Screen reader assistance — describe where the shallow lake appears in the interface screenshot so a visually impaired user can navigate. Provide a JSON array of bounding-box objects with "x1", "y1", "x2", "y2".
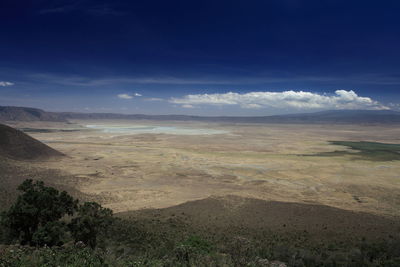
[{"x1": 85, "y1": 124, "x2": 229, "y2": 135}]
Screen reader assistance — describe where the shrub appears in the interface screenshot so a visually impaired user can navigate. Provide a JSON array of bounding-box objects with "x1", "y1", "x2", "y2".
[
  {"x1": 31, "y1": 221, "x2": 67, "y2": 247},
  {"x1": 0, "y1": 180, "x2": 113, "y2": 249},
  {"x1": 0, "y1": 179, "x2": 77, "y2": 246},
  {"x1": 69, "y1": 202, "x2": 113, "y2": 249}
]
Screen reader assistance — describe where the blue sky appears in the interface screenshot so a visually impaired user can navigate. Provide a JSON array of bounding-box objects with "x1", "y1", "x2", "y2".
[{"x1": 0, "y1": 0, "x2": 400, "y2": 115}]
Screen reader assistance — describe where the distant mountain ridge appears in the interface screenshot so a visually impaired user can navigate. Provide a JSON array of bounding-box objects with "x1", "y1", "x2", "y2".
[
  {"x1": 0, "y1": 106, "x2": 67, "y2": 122},
  {"x1": 1, "y1": 105, "x2": 400, "y2": 124}
]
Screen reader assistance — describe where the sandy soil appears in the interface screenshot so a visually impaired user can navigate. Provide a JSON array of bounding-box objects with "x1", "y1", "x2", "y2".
[{"x1": 11, "y1": 120, "x2": 400, "y2": 216}]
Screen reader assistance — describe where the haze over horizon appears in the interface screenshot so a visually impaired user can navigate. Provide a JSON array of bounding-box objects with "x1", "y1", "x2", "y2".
[{"x1": 1, "y1": 0, "x2": 400, "y2": 115}]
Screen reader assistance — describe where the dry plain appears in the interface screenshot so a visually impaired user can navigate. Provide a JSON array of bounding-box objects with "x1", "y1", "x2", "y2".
[{"x1": 9, "y1": 120, "x2": 400, "y2": 216}]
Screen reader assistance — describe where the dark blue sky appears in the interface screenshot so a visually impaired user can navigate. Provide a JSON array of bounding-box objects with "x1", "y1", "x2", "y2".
[{"x1": 0, "y1": 0, "x2": 399, "y2": 115}]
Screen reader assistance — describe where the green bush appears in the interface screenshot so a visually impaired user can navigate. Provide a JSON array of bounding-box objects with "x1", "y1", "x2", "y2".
[
  {"x1": 0, "y1": 179, "x2": 77, "y2": 246},
  {"x1": 0, "y1": 180, "x2": 113, "y2": 249},
  {"x1": 31, "y1": 221, "x2": 67, "y2": 247},
  {"x1": 69, "y1": 202, "x2": 113, "y2": 249},
  {"x1": 0, "y1": 246, "x2": 106, "y2": 267}
]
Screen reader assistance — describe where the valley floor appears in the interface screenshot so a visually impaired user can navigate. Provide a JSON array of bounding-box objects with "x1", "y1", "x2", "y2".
[{"x1": 5, "y1": 120, "x2": 400, "y2": 217}]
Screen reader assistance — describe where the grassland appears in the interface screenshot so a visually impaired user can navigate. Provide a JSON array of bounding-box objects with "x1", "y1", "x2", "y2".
[{"x1": 11, "y1": 120, "x2": 398, "y2": 217}]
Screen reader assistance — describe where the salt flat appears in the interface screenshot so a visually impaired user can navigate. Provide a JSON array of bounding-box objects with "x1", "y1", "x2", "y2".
[
  {"x1": 18, "y1": 120, "x2": 400, "y2": 216},
  {"x1": 84, "y1": 124, "x2": 229, "y2": 135}
]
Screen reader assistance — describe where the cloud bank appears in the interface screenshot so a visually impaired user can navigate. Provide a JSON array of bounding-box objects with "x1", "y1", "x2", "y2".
[
  {"x1": 0, "y1": 81, "x2": 14, "y2": 87},
  {"x1": 170, "y1": 90, "x2": 388, "y2": 110}
]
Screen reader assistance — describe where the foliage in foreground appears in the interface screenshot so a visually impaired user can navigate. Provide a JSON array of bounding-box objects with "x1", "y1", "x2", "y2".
[
  {"x1": 1, "y1": 234, "x2": 400, "y2": 267},
  {"x1": 1, "y1": 180, "x2": 400, "y2": 266},
  {"x1": 0, "y1": 179, "x2": 113, "y2": 248}
]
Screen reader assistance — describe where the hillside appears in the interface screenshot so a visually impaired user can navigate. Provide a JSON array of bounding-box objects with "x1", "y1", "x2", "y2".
[
  {"x1": 120, "y1": 195, "x2": 400, "y2": 242},
  {"x1": 0, "y1": 123, "x2": 64, "y2": 160},
  {"x1": 0, "y1": 106, "x2": 66, "y2": 122},
  {"x1": 114, "y1": 195, "x2": 400, "y2": 265}
]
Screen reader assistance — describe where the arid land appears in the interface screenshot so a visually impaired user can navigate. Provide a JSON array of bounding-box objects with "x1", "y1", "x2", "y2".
[{"x1": 5, "y1": 120, "x2": 400, "y2": 217}]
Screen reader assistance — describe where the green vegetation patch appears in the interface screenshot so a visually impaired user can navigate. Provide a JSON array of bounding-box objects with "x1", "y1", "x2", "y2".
[{"x1": 311, "y1": 141, "x2": 400, "y2": 161}]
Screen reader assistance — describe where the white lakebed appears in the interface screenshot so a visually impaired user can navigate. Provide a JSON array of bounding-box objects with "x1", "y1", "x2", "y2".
[{"x1": 84, "y1": 124, "x2": 229, "y2": 135}]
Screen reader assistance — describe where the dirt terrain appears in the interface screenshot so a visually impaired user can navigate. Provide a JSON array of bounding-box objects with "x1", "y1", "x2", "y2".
[{"x1": 4, "y1": 120, "x2": 399, "y2": 218}]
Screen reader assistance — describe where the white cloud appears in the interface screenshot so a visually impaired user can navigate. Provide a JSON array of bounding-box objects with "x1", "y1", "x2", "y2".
[
  {"x1": 0, "y1": 81, "x2": 14, "y2": 86},
  {"x1": 117, "y1": 93, "x2": 141, "y2": 99},
  {"x1": 182, "y1": 104, "x2": 195, "y2": 108},
  {"x1": 117, "y1": 93, "x2": 133, "y2": 99},
  {"x1": 170, "y1": 90, "x2": 389, "y2": 110},
  {"x1": 145, "y1": 97, "x2": 164, "y2": 101},
  {"x1": 388, "y1": 103, "x2": 400, "y2": 110}
]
